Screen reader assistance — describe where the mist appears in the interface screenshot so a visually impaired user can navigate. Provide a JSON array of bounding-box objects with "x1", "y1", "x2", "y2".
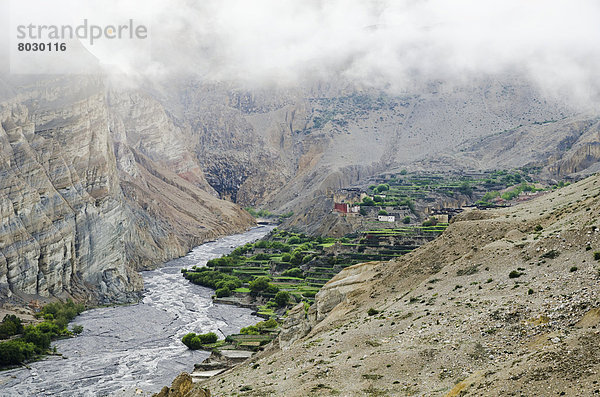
[{"x1": 5, "y1": 0, "x2": 600, "y2": 105}]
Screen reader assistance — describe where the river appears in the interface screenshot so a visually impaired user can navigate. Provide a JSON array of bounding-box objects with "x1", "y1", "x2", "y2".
[{"x1": 0, "y1": 226, "x2": 274, "y2": 397}]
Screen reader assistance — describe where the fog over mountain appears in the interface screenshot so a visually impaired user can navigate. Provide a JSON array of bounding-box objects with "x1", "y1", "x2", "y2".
[{"x1": 74, "y1": 0, "x2": 600, "y2": 108}]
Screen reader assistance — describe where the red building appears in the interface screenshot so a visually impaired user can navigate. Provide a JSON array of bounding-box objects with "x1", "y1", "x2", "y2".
[{"x1": 334, "y1": 203, "x2": 350, "y2": 213}]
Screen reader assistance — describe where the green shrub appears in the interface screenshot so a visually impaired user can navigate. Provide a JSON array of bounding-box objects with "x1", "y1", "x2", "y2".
[
  {"x1": 240, "y1": 325, "x2": 259, "y2": 335},
  {"x1": 249, "y1": 276, "x2": 271, "y2": 293},
  {"x1": 39, "y1": 299, "x2": 84, "y2": 330},
  {"x1": 281, "y1": 253, "x2": 292, "y2": 262},
  {"x1": 290, "y1": 254, "x2": 304, "y2": 266},
  {"x1": 367, "y1": 308, "x2": 379, "y2": 316},
  {"x1": 376, "y1": 184, "x2": 390, "y2": 193},
  {"x1": 215, "y1": 287, "x2": 231, "y2": 298},
  {"x1": 0, "y1": 315, "x2": 24, "y2": 339},
  {"x1": 457, "y1": 181, "x2": 472, "y2": 196},
  {"x1": 274, "y1": 291, "x2": 291, "y2": 307},
  {"x1": 287, "y1": 236, "x2": 301, "y2": 244},
  {"x1": 402, "y1": 216, "x2": 411, "y2": 224},
  {"x1": 181, "y1": 332, "x2": 196, "y2": 348},
  {"x1": 183, "y1": 268, "x2": 242, "y2": 290},
  {"x1": 254, "y1": 240, "x2": 269, "y2": 249},
  {"x1": 181, "y1": 332, "x2": 218, "y2": 349},
  {"x1": 362, "y1": 197, "x2": 375, "y2": 206},
  {"x1": 508, "y1": 270, "x2": 523, "y2": 278},
  {"x1": 534, "y1": 224, "x2": 543, "y2": 232},
  {"x1": 23, "y1": 328, "x2": 51, "y2": 353},
  {"x1": 281, "y1": 268, "x2": 303, "y2": 278},
  {"x1": 71, "y1": 325, "x2": 84, "y2": 335},
  {"x1": 197, "y1": 332, "x2": 218, "y2": 344},
  {"x1": 0, "y1": 340, "x2": 36, "y2": 366},
  {"x1": 569, "y1": 266, "x2": 578, "y2": 272},
  {"x1": 270, "y1": 241, "x2": 287, "y2": 251},
  {"x1": 378, "y1": 209, "x2": 388, "y2": 216},
  {"x1": 594, "y1": 251, "x2": 600, "y2": 261},
  {"x1": 257, "y1": 318, "x2": 278, "y2": 329}
]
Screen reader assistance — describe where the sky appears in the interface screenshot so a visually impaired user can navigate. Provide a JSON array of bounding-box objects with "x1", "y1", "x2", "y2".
[{"x1": 4, "y1": 0, "x2": 600, "y2": 105}]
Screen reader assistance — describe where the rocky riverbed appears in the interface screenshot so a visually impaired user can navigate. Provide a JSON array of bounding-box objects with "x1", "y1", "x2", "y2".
[{"x1": 0, "y1": 226, "x2": 273, "y2": 397}]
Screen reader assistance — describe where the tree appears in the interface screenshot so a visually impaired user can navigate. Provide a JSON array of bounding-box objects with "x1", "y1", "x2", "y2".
[
  {"x1": 362, "y1": 197, "x2": 375, "y2": 206},
  {"x1": 0, "y1": 340, "x2": 36, "y2": 365},
  {"x1": 215, "y1": 287, "x2": 231, "y2": 298},
  {"x1": 182, "y1": 333, "x2": 196, "y2": 348},
  {"x1": 378, "y1": 209, "x2": 388, "y2": 215},
  {"x1": 402, "y1": 216, "x2": 411, "y2": 224},
  {"x1": 376, "y1": 184, "x2": 389, "y2": 193},
  {"x1": 290, "y1": 254, "x2": 304, "y2": 266},
  {"x1": 23, "y1": 328, "x2": 51, "y2": 353},
  {"x1": 0, "y1": 315, "x2": 23, "y2": 338},
  {"x1": 240, "y1": 325, "x2": 259, "y2": 335},
  {"x1": 182, "y1": 332, "x2": 217, "y2": 349},
  {"x1": 197, "y1": 332, "x2": 218, "y2": 344},
  {"x1": 249, "y1": 276, "x2": 271, "y2": 293},
  {"x1": 274, "y1": 291, "x2": 291, "y2": 307},
  {"x1": 457, "y1": 181, "x2": 472, "y2": 196}
]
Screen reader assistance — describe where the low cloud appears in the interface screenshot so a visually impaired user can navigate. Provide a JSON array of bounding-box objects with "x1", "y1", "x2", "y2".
[{"x1": 5, "y1": 0, "x2": 600, "y2": 105}]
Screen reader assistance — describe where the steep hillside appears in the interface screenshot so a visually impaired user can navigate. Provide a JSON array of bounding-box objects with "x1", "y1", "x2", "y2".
[
  {"x1": 413, "y1": 115, "x2": 600, "y2": 179},
  {"x1": 0, "y1": 76, "x2": 253, "y2": 304},
  {"x1": 155, "y1": 77, "x2": 574, "y2": 214},
  {"x1": 192, "y1": 172, "x2": 600, "y2": 396},
  {"x1": 147, "y1": 76, "x2": 600, "y2": 237}
]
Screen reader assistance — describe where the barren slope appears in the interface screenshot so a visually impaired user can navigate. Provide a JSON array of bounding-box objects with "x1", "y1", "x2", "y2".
[
  {"x1": 155, "y1": 76, "x2": 574, "y2": 215},
  {"x1": 194, "y1": 172, "x2": 600, "y2": 396}
]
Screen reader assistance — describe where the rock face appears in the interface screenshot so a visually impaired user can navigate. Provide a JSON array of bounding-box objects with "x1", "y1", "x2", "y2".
[
  {"x1": 416, "y1": 116, "x2": 600, "y2": 179},
  {"x1": 199, "y1": 172, "x2": 600, "y2": 396},
  {"x1": 153, "y1": 373, "x2": 209, "y2": 397},
  {"x1": 279, "y1": 261, "x2": 379, "y2": 349},
  {"x1": 0, "y1": 76, "x2": 253, "y2": 303},
  {"x1": 151, "y1": 76, "x2": 600, "y2": 235}
]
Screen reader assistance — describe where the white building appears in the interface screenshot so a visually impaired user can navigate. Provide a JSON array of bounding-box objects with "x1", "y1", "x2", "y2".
[{"x1": 378, "y1": 215, "x2": 395, "y2": 222}]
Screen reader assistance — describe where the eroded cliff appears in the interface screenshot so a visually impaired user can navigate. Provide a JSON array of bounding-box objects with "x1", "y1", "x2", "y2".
[{"x1": 0, "y1": 76, "x2": 253, "y2": 304}]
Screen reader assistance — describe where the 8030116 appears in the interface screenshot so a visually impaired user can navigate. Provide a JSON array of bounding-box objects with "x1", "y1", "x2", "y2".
[{"x1": 17, "y1": 42, "x2": 67, "y2": 51}]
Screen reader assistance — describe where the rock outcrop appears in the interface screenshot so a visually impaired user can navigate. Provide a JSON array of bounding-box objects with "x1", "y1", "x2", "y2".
[
  {"x1": 153, "y1": 373, "x2": 209, "y2": 397},
  {"x1": 279, "y1": 261, "x2": 379, "y2": 348},
  {"x1": 0, "y1": 76, "x2": 253, "y2": 304}
]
